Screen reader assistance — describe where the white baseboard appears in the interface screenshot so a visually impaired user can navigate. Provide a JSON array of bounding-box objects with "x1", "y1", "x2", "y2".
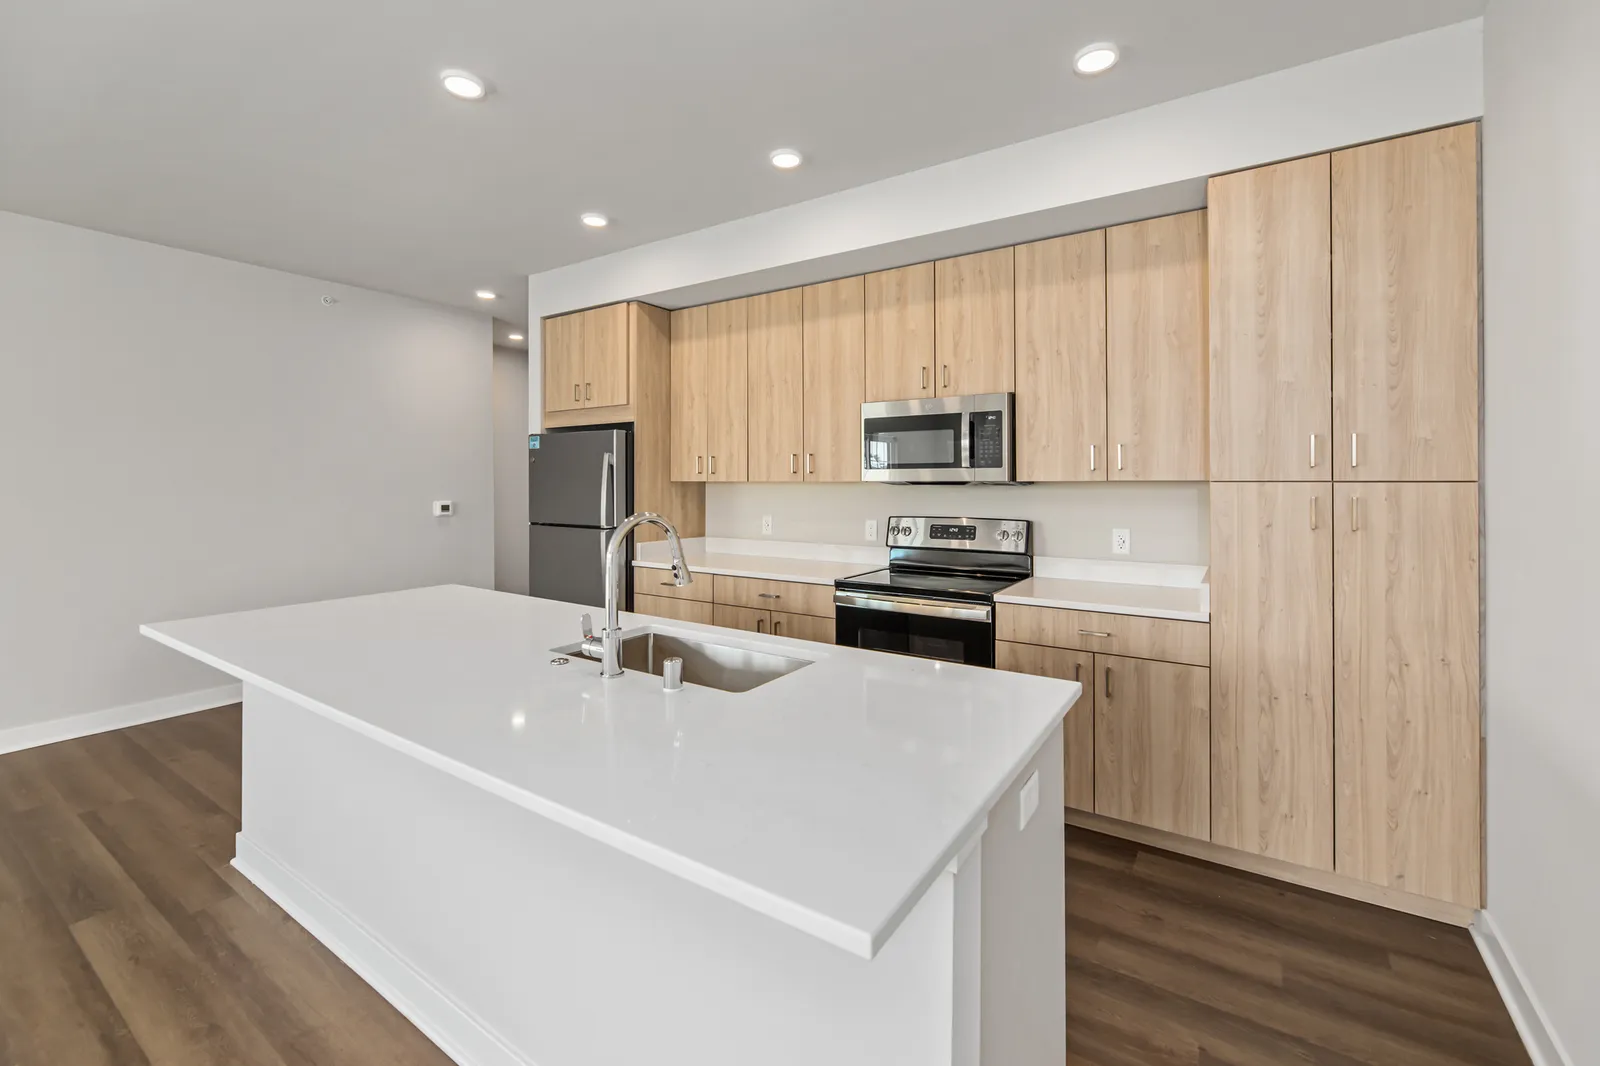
[
  {"x1": 0, "y1": 683, "x2": 243, "y2": 756},
  {"x1": 1472, "y1": 910, "x2": 1573, "y2": 1066},
  {"x1": 232, "y1": 835, "x2": 531, "y2": 1066}
]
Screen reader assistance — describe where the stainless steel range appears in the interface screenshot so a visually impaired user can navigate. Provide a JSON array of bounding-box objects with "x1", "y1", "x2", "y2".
[{"x1": 833, "y1": 516, "x2": 1032, "y2": 668}]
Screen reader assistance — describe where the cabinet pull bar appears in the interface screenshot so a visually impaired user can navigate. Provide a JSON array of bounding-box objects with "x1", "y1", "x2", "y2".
[
  {"x1": 1104, "y1": 667, "x2": 1113, "y2": 700},
  {"x1": 942, "y1": 364, "x2": 950, "y2": 388},
  {"x1": 1310, "y1": 496, "x2": 1318, "y2": 530},
  {"x1": 574, "y1": 383, "x2": 581, "y2": 402},
  {"x1": 585, "y1": 382, "x2": 592, "y2": 400},
  {"x1": 920, "y1": 366, "x2": 928, "y2": 390},
  {"x1": 773, "y1": 620, "x2": 783, "y2": 635},
  {"x1": 790, "y1": 453, "x2": 797, "y2": 474},
  {"x1": 1090, "y1": 444, "x2": 1096, "y2": 472},
  {"x1": 709, "y1": 455, "x2": 716, "y2": 475},
  {"x1": 1116, "y1": 444, "x2": 1124, "y2": 471},
  {"x1": 757, "y1": 593, "x2": 780, "y2": 600},
  {"x1": 806, "y1": 453, "x2": 814, "y2": 475},
  {"x1": 696, "y1": 455, "x2": 703, "y2": 475},
  {"x1": 756, "y1": 618, "x2": 766, "y2": 634},
  {"x1": 1073, "y1": 663, "x2": 1082, "y2": 683},
  {"x1": 1078, "y1": 629, "x2": 1113, "y2": 639},
  {"x1": 1351, "y1": 432, "x2": 1358, "y2": 468},
  {"x1": 1350, "y1": 496, "x2": 1359, "y2": 532},
  {"x1": 659, "y1": 581, "x2": 678, "y2": 587},
  {"x1": 1310, "y1": 434, "x2": 1317, "y2": 469}
]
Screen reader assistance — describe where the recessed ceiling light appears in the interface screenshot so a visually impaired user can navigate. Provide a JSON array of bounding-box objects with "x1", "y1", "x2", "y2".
[
  {"x1": 770, "y1": 148, "x2": 803, "y2": 170},
  {"x1": 476, "y1": 290, "x2": 497, "y2": 300},
  {"x1": 440, "y1": 69, "x2": 487, "y2": 100},
  {"x1": 581, "y1": 212, "x2": 609, "y2": 228},
  {"x1": 1073, "y1": 43, "x2": 1120, "y2": 76},
  {"x1": 508, "y1": 332, "x2": 525, "y2": 341}
]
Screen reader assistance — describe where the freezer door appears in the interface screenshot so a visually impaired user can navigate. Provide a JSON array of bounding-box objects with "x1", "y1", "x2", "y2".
[
  {"x1": 527, "y1": 428, "x2": 630, "y2": 528},
  {"x1": 528, "y1": 524, "x2": 631, "y2": 608}
]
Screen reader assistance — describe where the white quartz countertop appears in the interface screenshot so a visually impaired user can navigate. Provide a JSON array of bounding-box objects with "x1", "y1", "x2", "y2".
[
  {"x1": 141, "y1": 585, "x2": 1077, "y2": 960},
  {"x1": 638, "y1": 538, "x2": 1209, "y2": 621}
]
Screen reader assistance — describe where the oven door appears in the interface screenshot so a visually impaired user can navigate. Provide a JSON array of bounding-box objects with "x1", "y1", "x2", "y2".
[
  {"x1": 860, "y1": 394, "x2": 1013, "y2": 483},
  {"x1": 833, "y1": 590, "x2": 995, "y2": 667}
]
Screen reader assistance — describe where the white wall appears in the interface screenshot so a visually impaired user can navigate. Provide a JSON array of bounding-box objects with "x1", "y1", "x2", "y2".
[
  {"x1": 1482, "y1": 2, "x2": 1598, "y2": 1063},
  {"x1": 527, "y1": 19, "x2": 1484, "y2": 433},
  {"x1": 491, "y1": 346, "x2": 530, "y2": 594},
  {"x1": 0, "y1": 211, "x2": 493, "y2": 739},
  {"x1": 708, "y1": 483, "x2": 1207, "y2": 564}
]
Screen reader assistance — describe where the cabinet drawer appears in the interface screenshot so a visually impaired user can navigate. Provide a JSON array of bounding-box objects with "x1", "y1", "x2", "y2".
[
  {"x1": 633, "y1": 565, "x2": 711, "y2": 602},
  {"x1": 712, "y1": 575, "x2": 834, "y2": 618},
  {"x1": 713, "y1": 603, "x2": 771, "y2": 634},
  {"x1": 633, "y1": 594, "x2": 713, "y2": 625},
  {"x1": 770, "y1": 611, "x2": 834, "y2": 644},
  {"x1": 995, "y1": 641, "x2": 1094, "y2": 813},
  {"x1": 996, "y1": 603, "x2": 1209, "y2": 667}
]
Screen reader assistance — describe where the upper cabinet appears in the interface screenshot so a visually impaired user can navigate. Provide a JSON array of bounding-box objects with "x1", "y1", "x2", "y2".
[
  {"x1": 1333, "y1": 124, "x2": 1480, "y2": 481},
  {"x1": 934, "y1": 247, "x2": 1015, "y2": 396},
  {"x1": 1209, "y1": 155, "x2": 1332, "y2": 481},
  {"x1": 670, "y1": 305, "x2": 709, "y2": 482},
  {"x1": 863, "y1": 264, "x2": 935, "y2": 401},
  {"x1": 1107, "y1": 211, "x2": 1209, "y2": 481},
  {"x1": 802, "y1": 277, "x2": 865, "y2": 482},
  {"x1": 1015, "y1": 231, "x2": 1107, "y2": 482},
  {"x1": 746, "y1": 289, "x2": 805, "y2": 482},
  {"x1": 705, "y1": 298, "x2": 749, "y2": 482},
  {"x1": 542, "y1": 304, "x2": 631, "y2": 419}
]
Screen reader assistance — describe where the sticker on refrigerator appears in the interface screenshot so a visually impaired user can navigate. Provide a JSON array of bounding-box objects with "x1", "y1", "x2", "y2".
[{"x1": 529, "y1": 435, "x2": 540, "y2": 450}]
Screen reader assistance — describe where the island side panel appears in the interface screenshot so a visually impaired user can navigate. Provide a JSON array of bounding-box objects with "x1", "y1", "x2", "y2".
[{"x1": 234, "y1": 685, "x2": 967, "y2": 1066}]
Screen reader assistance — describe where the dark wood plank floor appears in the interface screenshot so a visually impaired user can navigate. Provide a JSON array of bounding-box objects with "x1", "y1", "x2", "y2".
[{"x1": 0, "y1": 708, "x2": 1529, "y2": 1066}]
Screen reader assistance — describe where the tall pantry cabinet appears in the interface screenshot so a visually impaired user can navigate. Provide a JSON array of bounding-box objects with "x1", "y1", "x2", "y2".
[{"x1": 1207, "y1": 123, "x2": 1482, "y2": 907}]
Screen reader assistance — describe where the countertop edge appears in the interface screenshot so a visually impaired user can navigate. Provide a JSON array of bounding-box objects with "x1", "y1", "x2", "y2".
[
  {"x1": 138, "y1": 622, "x2": 881, "y2": 960},
  {"x1": 632, "y1": 557, "x2": 842, "y2": 586}
]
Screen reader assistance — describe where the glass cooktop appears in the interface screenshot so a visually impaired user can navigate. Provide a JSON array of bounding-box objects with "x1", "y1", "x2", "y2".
[{"x1": 836, "y1": 567, "x2": 1023, "y2": 599}]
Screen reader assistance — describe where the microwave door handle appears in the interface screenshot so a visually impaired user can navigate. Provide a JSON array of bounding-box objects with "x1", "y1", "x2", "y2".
[{"x1": 963, "y1": 416, "x2": 974, "y2": 470}]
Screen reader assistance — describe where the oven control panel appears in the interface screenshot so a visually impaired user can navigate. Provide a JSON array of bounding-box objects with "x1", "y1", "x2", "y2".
[{"x1": 886, "y1": 516, "x2": 1031, "y2": 553}]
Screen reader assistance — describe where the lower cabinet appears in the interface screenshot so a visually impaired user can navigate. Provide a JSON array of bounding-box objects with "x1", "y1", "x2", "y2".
[
  {"x1": 995, "y1": 641, "x2": 1095, "y2": 811},
  {"x1": 631, "y1": 568, "x2": 835, "y2": 645},
  {"x1": 632, "y1": 594, "x2": 712, "y2": 625},
  {"x1": 1094, "y1": 654, "x2": 1211, "y2": 841},
  {"x1": 771, "y1": 611, "x2": 834, "y2": 643},
  {"x1": 713, "y1": 603, "x2": 771, "y2": 634}
]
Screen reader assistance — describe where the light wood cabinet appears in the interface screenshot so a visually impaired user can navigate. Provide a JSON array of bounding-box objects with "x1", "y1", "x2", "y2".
[
  {"x1": 1209, "y1": 155, "x2": 1332, "y2": 481},
  {"x1": 670, "y1": 306, "x2": 709, "y2": 482},
  {"x1": 934, "y1": 247, "x2": 1015, "y2": 396},
  {"x1": 1209, "y1": 482, "x2": 1334, "y2": 870},
  {"x1": 711, "y1": 575, "x2": 833, "y2": 618},
  {"x1": 746, "y1": 289, "x2": 805, "y2": 482},
  {"x1": 996, "y1": 603, "x2": 1210, "y2": 668},
  {"x1": 1095, "y1": 654, "x2": 1210, "y2": 841},
  {"x1": 1107, "y1": 211, "x2": 1209, "y2": 481},
  {"x1": 633, "y1": 594, "x2": 714, "y2": 625},
  {"x1": 705, "y1": 298, "x2": 749, "y2": 482},
  {"x1": 1333, "y1": 124, "x2": 1480, "y2": 482},
  {"x1": 543, "y1": 304, "x2": 630, "y2": 415},
  {"x1": 1334, "y1": 482, "x2": 1480, "y2": 906},
  {"x1": 864, "y1": 263, "x2": 935, "y2": 401},
  {"x1": 802, "y1": 277, "x2": 865, "y2": 482},
  {"x1": 632, "y1": 565, "x2": 711, "y2": 602},
  {"x1": 713, "y1": 603, "x2": 770, "y2": 634},
  {"x1": 1015, "y1": 231, "x2": 1107, "y2": 482},
  {"x1": 996, "y1": 641, "x2": 1095, "y2": 812},
  {"x1": 770, "y1": 611, "x2": 833, "y2": 643}
]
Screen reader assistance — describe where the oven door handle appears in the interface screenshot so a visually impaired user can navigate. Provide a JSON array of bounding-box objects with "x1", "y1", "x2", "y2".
[{"x1": 833, "y1": 590, "x2": 993, "y2": 622}]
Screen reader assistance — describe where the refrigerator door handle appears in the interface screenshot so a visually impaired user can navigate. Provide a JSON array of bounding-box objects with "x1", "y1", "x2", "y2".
[{"x1": 599, "y1": 451, "x2": 615, "y2": 529}]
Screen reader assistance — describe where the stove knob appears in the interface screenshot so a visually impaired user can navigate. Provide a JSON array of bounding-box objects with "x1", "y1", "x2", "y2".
[{"x1": 998, "y1": 529, "x2": 1010, "y2": 541}]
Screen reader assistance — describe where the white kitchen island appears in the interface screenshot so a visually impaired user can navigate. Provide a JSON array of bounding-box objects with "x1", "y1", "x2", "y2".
[{"x1": 142, "y1": 584, "x2": 1077, "y2": 1066}]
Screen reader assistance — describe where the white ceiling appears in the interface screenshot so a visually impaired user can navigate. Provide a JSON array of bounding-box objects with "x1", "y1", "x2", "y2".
[{"x1": 0, "y1": 1, "x2": 1485, "y2": 328}]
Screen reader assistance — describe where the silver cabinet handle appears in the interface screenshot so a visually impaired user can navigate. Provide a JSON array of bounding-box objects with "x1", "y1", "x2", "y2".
[
  {"x1": 1350, "y1": 495, "x2": 1360, "y2": 532},
  {"x1": 1090, "y1": 444, "x2": 1096, "y2": 472},
  {"x1": 574, "y1": 383, "x2": 581, "y2": 402},
  {"x1": 806, "y1": 453, "x2": 814, "y2": 475},
  {"x1": 1310, "y1": 495, "x2": 1318, "y2": 530},
  {"x1": 1103, "y1": 666, "x2": 1113, "y2": 700},
  {"x1": 942, "y1": 364, "x2": 950, "y2": 388},
  {"x1": 1351, "y1": 432, "x2": 1358, "y2": 468},
  {"x1": 598, "y1": 451, "x2": 615, "y2": 528},
  {"x1": 696, "y1": 455, "x2": 703, "y2": 475},
  {"x1": 1116, "y1": 444, "x2": 1124, "y2": 471},
  {"x1": 790, "y1": 453, "x2": 797, "y2": 474},
  {"x1": 1078, "y1": 629, "x2": 1113, "y2": 639},
  {"x1": 920, "y1": 366, "x2": 928, "y2": 390},
  {"x1": 709, "y1": 455, "x2": 716, "y2": 475},
  {"x1": 756, "y1": 592, "x2": 780, "y2": 600},
  {"x1": 1310, "y1": 433, "x2": 1317, "y2": 469},
  {"x1": 658, "y1": 580, "x2": 678, "y2": 587},
  {"x1": 585, "y1": 382, "x2": 592, "y2": 400}
]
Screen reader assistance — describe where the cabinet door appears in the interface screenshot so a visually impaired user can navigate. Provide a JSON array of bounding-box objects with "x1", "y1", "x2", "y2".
[
  {"x1": 1107, "y1": 211, "x2": 1209, "y2": 481},
  {"x1": 713, "y1": 603, "x2": 769, "y2": 635},
  {"x1": 802, "y1": 276, "x2": 865, "y2": 482},
  {"x1": 995, "y1": 641, "x2": 1095, "y2": 813},
  {"x1": 864, "y1": 263, "x2": 935, "y2": 401},
  {"x1": 1209, "y1": 156, "x2": 1332, "y2": 480},
  {"x1": 705, "y1": 298, "x2": 749, "y2": 482},
  {"x1": 543, "y1": 312, "x2": 584, "y2": 413},
  {"x1": 1209, "y1": 482, "x2": 1334, "y2": 869},
  {"x1": 1015, "y1": 231, "x2": 1107, "y2": 482},
  {"x1": 1335, "y1": 482, "x2": 1480, "y2": 905},
  {"x1": 770, "y1": 611, "x2": 834, "y2": 644},
  {"x1": 1095, "y1": 654, "x2": 1210, "y2": 840},
  {"x1": 670, "y1": 306, "x2": 708, "y2": 482},
  {"x1": 934, "y1": 247, "x2": 1015, "y2": 396},
  {"x1": 1333, "y1": 124, "x2": 1479, "y2": 481},
  {"x1": 580, "y1": 303, "x2": 631, "y2": 409},
  {"x1": 633, "y1": 594, "x2": 714, "y2": 625},
  {"x1": 746, "y1": 289, "x2": 804, "y2": 482}
]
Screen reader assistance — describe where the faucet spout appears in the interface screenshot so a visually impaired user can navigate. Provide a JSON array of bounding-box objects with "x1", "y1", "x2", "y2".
[{"x1": 589, "y1": 512, "x2": 692, "y2": 679}]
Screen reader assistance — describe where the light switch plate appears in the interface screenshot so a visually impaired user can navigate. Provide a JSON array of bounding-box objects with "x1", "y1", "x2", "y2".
[
  {"x1": 1112, "y1": 528, "x2": 1131, "y2": 555},
  {"x1": 865, "y1": 519, "x2": 877, "y2": 542},
  {"x1": 761, "y1": 514, "x2": 773, "y2": 535},
  {"x1": 1019, "y1": 770, "x2": 1040, "y2": 830}
]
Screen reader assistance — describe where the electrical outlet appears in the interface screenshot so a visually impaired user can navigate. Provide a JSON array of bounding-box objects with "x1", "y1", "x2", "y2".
[
  {"x1": 761, "y1": 514, "x2": 773, "y2": 535},
  {"x1": 865, "y1": 519, "x2": 877, "y2": 542},
  {"x1": 433, "y1": 501, "x2": 454, "y2": 517},
  {"x1": 1019, "y1": 770, "x2": 1040, "y2": 830},
  {"x1": 1112, "y1": 528, "x2": 1131, "y2": 555}
]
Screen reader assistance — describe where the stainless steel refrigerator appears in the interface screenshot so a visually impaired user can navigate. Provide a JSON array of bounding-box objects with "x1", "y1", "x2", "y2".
[{"x1": 527, "y1": 427, "x2": 631, "y2": 608}]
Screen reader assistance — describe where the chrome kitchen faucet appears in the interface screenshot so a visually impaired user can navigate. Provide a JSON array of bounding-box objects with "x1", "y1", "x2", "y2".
[{"x1": 581, "y1": 512, "x2": 692, "y2": 678}]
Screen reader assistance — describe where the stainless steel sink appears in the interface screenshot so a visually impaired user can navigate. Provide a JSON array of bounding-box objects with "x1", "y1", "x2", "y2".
[{"x1": 553, "y1": 630, "x2": 814, "y2": 693}]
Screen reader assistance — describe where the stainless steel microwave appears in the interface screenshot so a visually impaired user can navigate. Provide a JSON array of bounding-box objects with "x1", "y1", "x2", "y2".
[{"x1": 861, "y1": 393, "x2": 1015, "y2": 483}]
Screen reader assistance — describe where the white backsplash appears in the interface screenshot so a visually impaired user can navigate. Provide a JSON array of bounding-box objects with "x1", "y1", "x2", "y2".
[{"x1": 706, "y1": 481, "x2": 1209, "y2": 564}]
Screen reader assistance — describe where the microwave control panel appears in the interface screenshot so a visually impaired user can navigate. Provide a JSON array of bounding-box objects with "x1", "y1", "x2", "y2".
[{"x1": 972, "y1": 410, "x2": 1005, "y2": 468}]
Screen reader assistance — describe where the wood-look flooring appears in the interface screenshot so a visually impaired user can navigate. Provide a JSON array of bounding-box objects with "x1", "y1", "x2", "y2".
[{"x1": 0, "y1": 708, "x2": 1529, "y2": 1066}]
